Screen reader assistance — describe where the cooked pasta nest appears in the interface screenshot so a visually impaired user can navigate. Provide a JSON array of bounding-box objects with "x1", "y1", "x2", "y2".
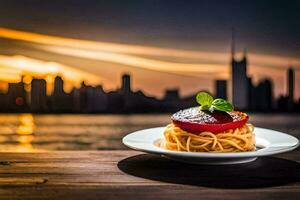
[{"x1": 163, "y1": 123, "x2": 255, "y2": 152}]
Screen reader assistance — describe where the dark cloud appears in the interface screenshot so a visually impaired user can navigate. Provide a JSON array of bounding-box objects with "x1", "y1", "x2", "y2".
[{"x1": 0, "y1": 0, "x2": 299, "y2": 56}]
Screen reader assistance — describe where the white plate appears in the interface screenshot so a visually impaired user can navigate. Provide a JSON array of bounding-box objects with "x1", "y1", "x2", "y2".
[{"x1": 122, "y1": 127, "x2": 299, "y2": 165}]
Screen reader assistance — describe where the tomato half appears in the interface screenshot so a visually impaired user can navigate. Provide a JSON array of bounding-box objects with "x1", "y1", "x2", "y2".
[{"x1": 171, "y1": 107, "x2": 249, "y2": 134}]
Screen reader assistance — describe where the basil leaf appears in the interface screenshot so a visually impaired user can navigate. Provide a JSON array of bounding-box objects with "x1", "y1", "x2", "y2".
[
  {"x1": 200, "y1": 104, "x2": 210, "y2": 111},
  {"x1": 211, "y1": 98, "x2": 234, "y2": 112},
  {"x1": 196, "y1": 92, "x2": 213, "y2": 109}
]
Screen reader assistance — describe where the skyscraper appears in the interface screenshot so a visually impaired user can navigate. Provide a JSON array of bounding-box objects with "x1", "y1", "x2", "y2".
[
  {"x1": 53, "y1": 76, "x2": 64, "y2": 96},
  {"x1": 164, "y1": 89, "x2": 180, "y2": 101},
  {"x1": 31, "y1": 79, "x2": 47, "y2": 112},
  {"x1": 231, "y1": 32, "x2": 248, "y2": 110},
  {"x1": 7, "y1": 78, "x2": 27, "y2": 111},
  {"x1": 51, "y1": 76, "x2": 73, "y2": 112},
  {"x1": 287, "y1": 67, "x2": 295, "y2": 110},
  {"x1": 86, "y1": 85, "x2": 108, "y2": 112},
  {"x1": 288, "y1": 68, "x2": 295, "y2": 100},
  {"x1": 254, "y1": 79, "x2": 273, "y2": 111},
  {"x1": 215, "y1": 80, "x2": 227, "y2": 100},
  {"x1": 121, "y1": 74, "x2": 131, "y2": 94}
]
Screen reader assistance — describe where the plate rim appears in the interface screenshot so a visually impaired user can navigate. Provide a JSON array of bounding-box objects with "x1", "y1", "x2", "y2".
[{"x1": 122, "y1": 126, "x2": 299, "y2": 158}]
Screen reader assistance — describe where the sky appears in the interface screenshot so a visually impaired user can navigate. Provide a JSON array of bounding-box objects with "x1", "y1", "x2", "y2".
[{"x1": 0, "y1": 0, "x2": 299, "y2": 99}]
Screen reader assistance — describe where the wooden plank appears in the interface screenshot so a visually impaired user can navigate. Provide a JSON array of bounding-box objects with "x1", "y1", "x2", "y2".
[
  {"x1": 0, "y1": 148, "x2": 298, "y2": 161},
  {"x1": 0, "y1": 150, "x2": 299, "y2": 200},
  {"x1": 0, "y1": 185, "x2": 300, "y2": 200}
]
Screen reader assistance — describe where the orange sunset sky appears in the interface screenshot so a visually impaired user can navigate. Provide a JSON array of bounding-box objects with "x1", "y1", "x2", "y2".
[
  {"x1": 0, "y1": 0, "x2": 300, "y2": 101},
  {"x1": 0, "y1": 27, "x2": 299, "y2": 100}
]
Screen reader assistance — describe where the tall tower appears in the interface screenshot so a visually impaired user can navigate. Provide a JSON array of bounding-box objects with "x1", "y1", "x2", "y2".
[
  {"x1": 31, "y1": 79, "x2": 47, "y2": 112},
  {"x1": 121, "y1": 74, "x2": 131, "y2": 94},
  {"x1": 53, "y1": 76, "x2": 64, "y2": 96},
  {"x1": 231, "y1": 31, "x2": 248, "y2": 110},
  {"x1": 231, "y1": 28, "x2": 235, "y2": 62},
  {"x1": 287, "y1": 68, "x2": 295, "y2": 110},
  {"x1": 288, "y1": 68, "x2": 294, "y2": 100},
  {"x1": 215, "y1": 80, "x2": 227, "y2": 100}
]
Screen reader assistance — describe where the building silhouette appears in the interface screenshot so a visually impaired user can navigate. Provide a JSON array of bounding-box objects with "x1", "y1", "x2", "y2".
[
  {"x1": 288, "y1": 68, "x2": 295, "y2": 111},
  {"x1": 76, "y1": 81, "x2": 89, "y2": 112},
  {"x1": 277, "y1": 67, "x2": 296, "y2": 112},
  {"x1": 51, "y1": 76, "x2": 73, "y2": 112},
  {"x1": 7, "y1": 77, "x2": 27, "y2": 112},
  {"x1": 164, "y1": 89, "x2": 180, "y2": 102},
  {"x1": 231, "y1": 32, "x2": 248, "y2": 110},
  {"x1": 215, "y1": 80, "x2": 227, "y2": 100},
  {"x1": 0, "y1": 92, "x2": 7, "y2": 112},
  {"x1": 121, "y1": 74, "x2": 131, "y2": 94},
  {"x1": 31, "y1": 78, "x2": 47, "y2": 112},
  {"x1": 0, "y1": 68, "x2": 298, "y2": 113},
  {"x1": 53, "y1": 76, "x2": 63, "y2": 94},
  {"x1": 229, "y1": 32, "x2": 286, "y2": 112},
  {"x1": 121, "y1": 74, "x2": 134, "y2": 112},
  {"x1": 252, "y1": 79, "x2": 273, "y2": 111},
  {"x1": 86, "y1": 85, "x2": 108, "y2": 112},
  {"x1": 0, "y1": 44, "x2": 298, "y2": 113},
  {"x1": 288, "y1": 68, "x2": 294, "y2": 99}
]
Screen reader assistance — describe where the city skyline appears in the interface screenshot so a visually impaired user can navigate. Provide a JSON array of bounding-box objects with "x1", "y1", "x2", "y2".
[
  {"x1": 0, "y1": 60, "x2": 298, "y2": 113},
  {"x1": 0, "y1": 29, "x2": 299, "y2": 113},
  {"x1": 0, "y1": 27, "x2": 299, "y2": 100},
  {"x1": 0, "y1": 1, "x2": 299, "y2": 101}
]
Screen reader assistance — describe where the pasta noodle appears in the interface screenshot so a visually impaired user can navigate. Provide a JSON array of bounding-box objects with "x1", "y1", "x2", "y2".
[{"x1": 163, "y1": 123, "x2": 255, "y2": 152}]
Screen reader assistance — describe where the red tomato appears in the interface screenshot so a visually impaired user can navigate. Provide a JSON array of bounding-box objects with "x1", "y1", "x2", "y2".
[{"x1": 171, "y1": 107, "x2": 249, "y2": 134}]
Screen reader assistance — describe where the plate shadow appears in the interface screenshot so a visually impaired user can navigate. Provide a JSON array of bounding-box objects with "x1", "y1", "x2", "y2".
[{"x1": 118, "y1": 154, "x2": 300, "y2": 189}]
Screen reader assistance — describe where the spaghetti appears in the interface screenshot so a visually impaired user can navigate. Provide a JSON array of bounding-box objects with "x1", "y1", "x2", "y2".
[{"x1": 163, "y1": 123, "x2": 255, "y2": 152}]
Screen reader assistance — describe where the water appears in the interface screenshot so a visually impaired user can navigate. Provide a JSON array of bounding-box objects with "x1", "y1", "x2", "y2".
[{"x1": 0, "y1": 114, "x2": 299, "y2": 152}]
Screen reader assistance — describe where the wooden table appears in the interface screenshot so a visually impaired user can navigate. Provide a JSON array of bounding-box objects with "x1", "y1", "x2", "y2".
[{"x1": 0, "y1": 150, "x2": 299, "y2": 200}]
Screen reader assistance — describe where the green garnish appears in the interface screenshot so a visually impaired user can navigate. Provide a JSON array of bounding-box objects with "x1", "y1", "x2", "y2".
[{"x1": 196, "y1": 92, "x2": 234, "y2": 112}]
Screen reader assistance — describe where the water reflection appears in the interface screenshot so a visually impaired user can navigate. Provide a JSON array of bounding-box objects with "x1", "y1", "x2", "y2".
[
  {"x1": 15, "y1": 114, "x2": 36, "y2": 152},
  {"x1": 17, "y1": 114, "x2": 34, "y2": 135},
  {"x1": 0, "y1": 114, "x2": 298, "y2": 151}
]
